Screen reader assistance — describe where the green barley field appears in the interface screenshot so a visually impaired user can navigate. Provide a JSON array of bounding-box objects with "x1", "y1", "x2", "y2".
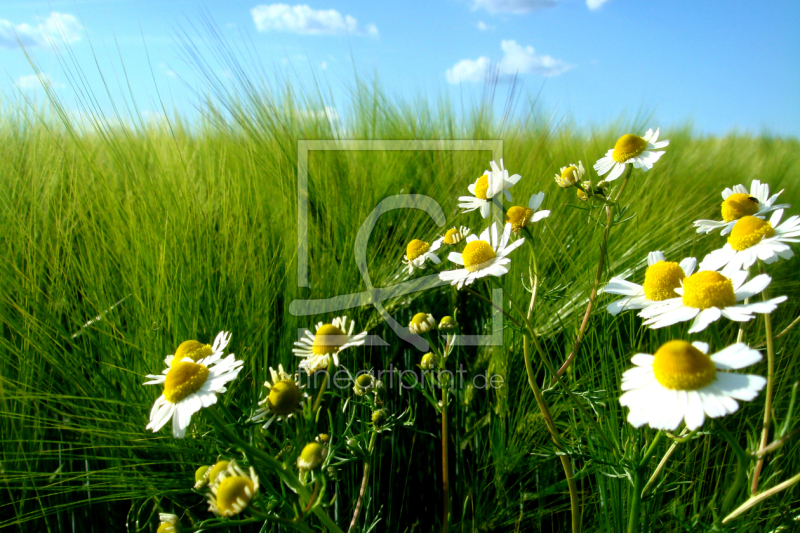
[{"x1": 1, "y1": 62, "x2": 800, "y2": 532}]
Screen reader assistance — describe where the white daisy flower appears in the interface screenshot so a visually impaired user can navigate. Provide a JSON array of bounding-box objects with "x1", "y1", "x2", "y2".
[
  {"x1": 458, "y1": 159, "x2": 522, "y2": 218},
  {"x1": 505, "y1": 192, "x2": 551, "y2": 233},
  {"x1": 144, "y1": 331, "x2": 243, "y2": 439},
  {"x1": 432, "y1": 226, "x2": 471, "y2": 248},
  {"x1": 208, "y1": 460, "x2": 260, "y2": 517},
  {"x1": 438, "y1": 222, "x2": 524, "y2": 289},
  {"x1": 293, "y1": 316, "x2": 367, "y2": 374},
  {"x1": 157, "y1": 513, "x2": 180, "y2": 533},
  {"x1": 554, "y1": 161, "x2": 585, "y2": 188},
  {"x1": 606, "y1": 251, "x2": 697, "y2": 315},
  {"x1": 699, "y1": 209, "x2": 800, "y2": 275},
  {"x1": 409, "y1": 312, "x2": 436, "y2": 334},
  {"x1": 594, "y1": 128, "x2": 669, "y2": 182},
  {"x1": 638, "y1": 269, "x2": 787, "y2": 334},
  {"x1": 402, "y1": 238, "x2": 442, "y2": 274},
  {"x1": 250, "y1": 364, "x2": 309, "y2": 429},
  {"x1": 144, "y1": 333, "x2": 232, "y2": 382},
  {"x1": 693, "y1": 179, "x2": 790, "y2": 235},
  {"x1": 620, "y1": 340, "x2": 766, "y2": 431}
]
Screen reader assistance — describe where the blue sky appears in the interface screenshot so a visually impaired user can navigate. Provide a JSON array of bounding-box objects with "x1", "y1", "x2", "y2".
[{"x1": 2, "y1": 0, "x2": 799, "y2": 137}]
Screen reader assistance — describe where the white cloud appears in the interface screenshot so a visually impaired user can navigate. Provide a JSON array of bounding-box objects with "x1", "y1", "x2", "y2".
[
  {"x1": 17, "y1": 73, "x2": 65, "y2": 90},
  {"x1": 446, "y1": 56, "x2": 491, "y2": 84},
  {"x1": 320, "y1": 61, "x2": 328, "y2": 70},
  {"x1": 446, "y1": 40, "x2": 573, "y2": 84},
  {"x1": 586, "y1": 0, "x2": 611, "y2": 9},
  {"x1": 0, "y1": 12, "x2": 81, "y2": 48},
  {"x1": 251, "y1": 4, "x2": 378, "y2": 37},
  {"x1": 472, "y1": 0, "x2": 559, "y2": 14},
  {"x1": 477, "y1": 21, "x2": 494, "y2": 31}
]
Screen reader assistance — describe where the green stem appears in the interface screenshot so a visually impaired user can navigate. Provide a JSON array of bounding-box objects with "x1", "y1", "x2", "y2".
[
  {"x1": 627, "y1": 431, "x2": 663, "y2": 533},
  {"x1": 311, "y1": 360, "x2": 334, "y2": 414},
  {"x1": 718, "y1": 422, "x2": 750, "y2": 514},
  {"x1": 752, "y1": 276, "x2": 776, "y2": 494},
  {"x1": 349, "y1": 432, "x2": 378, "y2": 533},
  {"x1": 554, "y1": 167, "x2": 632, "y2": 381},
  {"x1": 247, "y1": 507, "x2": 316, "y2": 533},
  {"x1": 441, "y1": 374, "x2": 451, "y2": 533},
  {"x1": 206, "y1": 408, "x2": 345, "y2": 533}
]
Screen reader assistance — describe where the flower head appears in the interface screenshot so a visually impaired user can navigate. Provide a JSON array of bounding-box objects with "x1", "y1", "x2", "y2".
[
  {"x1": 620, "y1": 341, "x2": 765, "y2": 430},
  {"x1": 638, "y1": 269, "x2": 787, "y2": 333},
  {"x1": 409, "y1": 312, "x2": 436, "y2": 334},
  {"x1": 353, "y1": 372, "x2": 380, "y2": 396},
  {"x1": 297, "y1": 442, "x2": 328, "y2": 470},
  {"x1": 458, "y1": 159, "x2": 522, "y2": 218},
  {"x1": 157, "y1": 513, "x2": 180, "y2": 533},
  {"x1": 208, "y1": 460, "x2": 259, "y2": 517},
  {"x1": 433, "y1": 226, "x2": 471, "y2": 248},
  {"x1": 402, "y1": 238, "x2": 442, "y2": 274},
  {"x1": 144, "y1": 332, "x2": 232, "y2": 383},
  {"x1": 438, "y1": 316, "x2": 458, "y2": 330},
  {"x1": 694, "y1": 179, "x2": 790, "y2": 235},
  {"x1": 144, "y1": 332, "x2": 243, "y2": 438},
  {"x1": 554, "y1": 161, "x2": 585, "y2": 188},
  {"x1": 293, "y1": 316, "x2": 368, "y2": 374},
  {"x1": 250, "y1": 365, "x2": 308, "y2": 428},
  {"x1": 605, "y1": 251, "x2": 697, "y2": 315},
  {"x1": 439, "y1": 222, "x2": 524, "y2": 289},
  {"x1": 593, "y1": 128, "x2": 669, "y2": 182},
  {"x1": 699, "y1": 209, "x2": 800, "y2": 275},
  {"x1": 505, "y1": 192, "x2": 550, "y2": 232},
  {"x1": 420, "y1": 352, "x2": 437, "y2": 370}
]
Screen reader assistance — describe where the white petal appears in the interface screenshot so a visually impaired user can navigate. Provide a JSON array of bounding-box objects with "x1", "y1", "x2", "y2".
[
  {"x1": 711, "y1": 343, "x2": 761, "y2": 369},
  {"x1": 630, "y1": 353, "x2": 655, "y2": 367},
  {"x1": 648, "y1": 251, "x2": 666, "y2": 266},
  {"x1": 685, "y1": 391, "x2": 706, "y2": 430},
  {"x1": 713, "y1": 373, "x2": 766, "y2": 401},
  {"x1": 605, "y1": 278, "x2": 643, "y2": 296},
  {"x1": 691, "y1": 341, "x2": 709, "y2": 354},
  {"x1": 688, "y1": 307, "x2": 721, "y2": 333}
]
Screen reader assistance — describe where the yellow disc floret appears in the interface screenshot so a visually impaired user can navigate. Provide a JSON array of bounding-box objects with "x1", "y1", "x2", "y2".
[
  {"x1": 559, "y1": 165, "x2": 579, "y2": 187},
  {"x1": 721, "y1": 193, "x2": 759, "y2": 222},
  {"x1": 728, "y1": 216, "x2": 775, "y2": 251},
  {"x1": 444, "y1": 228, "x2": 461, "y2": 244},
  {"x1": 506, "y1": 206, "x2": 533, "y2": 232},
  {"x1": 409, "y1": 312, "x2": 434, "y2": 333},
  {"x1": 474, "y1": 174, "x2": 490, "y2": 200},
  {"x1": 267, "y1": 380, "x2": 302, "y2": 416},
  {"x1": 643, "y1": 261, "x2": 685, "y2": 301},
  {"x1": 214, "y1": 476, "x2": 255, "y2": 516},
  {"x1": 312, "y1": 324, "x2": 347, "y2": 355},
  {"x1": 297, "y1": 442, "x2": 327, "y2": 470},
  {"x1": 173, "y1": 340, "x2": 213, "y2": 363},
  {"x1": 682, "y1": 271, "x2": 736, "y2": 309},
  {"x1": 207, "y1": 460, "x2": 230, "y2": 486},
  {"x1": 406, "y1": 239, "x2": 430, "y2": 261},
  {"x1": 461, "y1": 240, "x2": 496, "y2": 272},
  {"x1": 164, "y1": 361, "x2": 210, "y2": 403},
  {"x1": 612, "y1": 134, "x2": 648, "y2": 163},
  {"x1": 652, "y1": 340, "x2": 717, "y2": 390}
]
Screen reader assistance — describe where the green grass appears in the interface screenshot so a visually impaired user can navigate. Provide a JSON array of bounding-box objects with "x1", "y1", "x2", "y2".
[{"x1": 1, "y1": 49, "x2": 800, "y2": 532}]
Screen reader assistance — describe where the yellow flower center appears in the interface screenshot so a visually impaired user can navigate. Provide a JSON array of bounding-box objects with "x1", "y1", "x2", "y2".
[
  {"x1": 406, "y1": 239, "x2": 430, "y2": 261},
  {"x1": 505, "y1": 206, "x2": 533, "y2": 232},
  {"x1": 576, "y1": 189, "x2": 588, "y2": 202},
  {"x1": 356, "y1": 374, "x2": 374, "y2": 388},
  {"x1": 474, "y1": 174, "x2": 490, "y2": 200},
  {"x1": 443, "y1": 228, "x2": 460, "y2": 244},
  {"x1": 420, "y1": 352, "x2": 436, "y2": 370},
  {"x1": 215, "y1": 476, "x2": 255, "y2": 516},
  {"x1": 410, "y1": 312, "x2": 433, "y2": 330},
  {"x1": 173, "y1": 340, "x2": 213, "y2": 363},
  {"x1": 652, "y1": 340, "x2": 717, "y2": 390},
  {"x1": 642, "y1": 261, "x2": 685, "y2": 301},
  {"x1": 727, "y1": 216, "x2": 775, "y2": 251},
  {"x1": 682, "y1": 271, "x2": 736, "y2": 309},
  {"x1": 461, "y1": 240, "x2": 497, "y2": 272},
  {"x1": 612, "y1": 134, "x2": 648, "y2": 163},
  {"x1": 721, "y1": 193, "x2": 759, "y2": 222},
  {"x1": 267, "y1": 380, "x2": 302, "y2": 416},
  {"x1": 163, "y1": 361, "x2": 210, "y2": 403},
  {"x1": 207, "y1": 460, "x2": 230, "y2": 485},
  {"x1": 298, "y1": 442, "x2": 327, "y2": 470},
  {"x1": 311, "y1": 324, "x2": 347, "y2": 356},
  {"x1": 195, "y1": 465, "x2": 210, "y2": 483},
  {"x1": 561, "y1": 165, "x2": 578, "y2": 183},
  {"x1": 157, "y1": 522, "x2": 177, "y2": 533}
]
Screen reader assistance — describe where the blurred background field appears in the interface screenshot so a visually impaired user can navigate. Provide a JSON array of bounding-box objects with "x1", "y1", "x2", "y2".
[{"x1": 1, "y1": 67, "x2": 799, "y2": 532}]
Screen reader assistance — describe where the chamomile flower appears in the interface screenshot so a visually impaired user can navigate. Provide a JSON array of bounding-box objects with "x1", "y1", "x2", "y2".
[
  {"x1": 208, "y1": 460, "x2": 259, "y2": 517},
  {"x1": 554, "y1": 161, "x2": 585, "y2": 188},
  {"x1": 144, "y1": 332, "x2": 243, "y2": 439},
  {"x1": 605, "y1": 251, "x2": 697, "y2": 315},
  {"x1": 458, "y1": 159, "x2": 522, "y2": 218},
  {"x1": 505, "y1": 192, "x2": 550, "y2": 232},
  {"x1": 693, "y1": 179, "x2": 790, "y2": 235},
  {"x1": 293, "y1": 316, "x2": 367, "y2": 374},
  {"x1": 638, "y1": 269, "x2": 787, "y2": 333},
  {"x1": 297, "y1": 442, "x2": 328, "y2": 470},
  {"x1": 402, "y1": 238, "x2": 442, "y2": 274},
  {"x1": 594, "y1": 128, "x2": 669, "y2": 182},
  {"x1": 620, "y1": 340, "x2": 765, "y2": 431},
  {"x1": 250, "y1": 365, "x2": 308, "y2": 429},
  {"x1": 353, "y1": 373, "x2": 379, "y2": 396},
  {"x1": 157, "y1": 513, "x2": 180, "y2": 533},
  {"x1": 439, "y1": 222, "x2": 524, "y2": 289},
  {"x1": 432, "y1": 226, "x2": 471, "y2": 248},
  {"x1": 409, "y1": 312, "x2": 436, "y2": 334},
  {"x1": 144, "y1": 332, "x2": 232, "y2": 382},
  {"x1": 699, "y1": 210, "x2": 800, "y2": 275}
]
